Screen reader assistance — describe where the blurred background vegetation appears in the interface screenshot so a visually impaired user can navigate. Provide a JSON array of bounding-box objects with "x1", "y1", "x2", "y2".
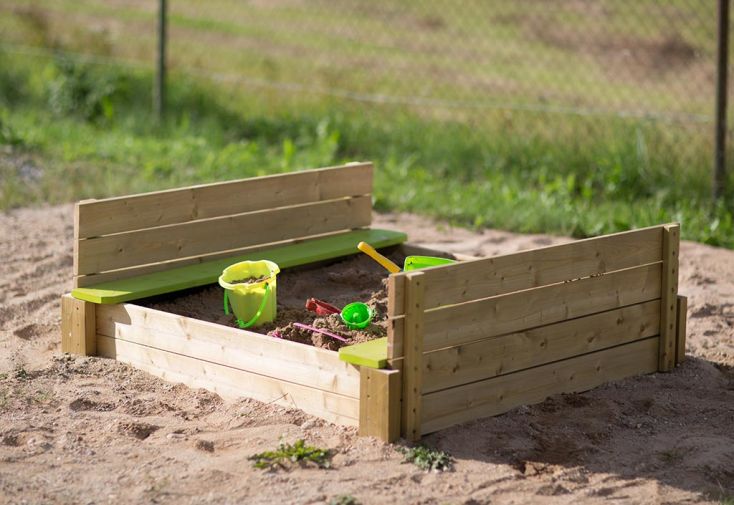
[{"x1": 1, "y1": 0, "x2": 733, "y2": 246}]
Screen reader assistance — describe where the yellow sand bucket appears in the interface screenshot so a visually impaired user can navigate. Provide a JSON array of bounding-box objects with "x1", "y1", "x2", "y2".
[{"x1": 218, "y1": 260, "x2": 280, "y2": 329}]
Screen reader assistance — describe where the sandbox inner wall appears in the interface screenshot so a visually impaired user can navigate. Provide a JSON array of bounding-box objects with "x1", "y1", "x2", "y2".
[{"x1": 134, "y1": 252, "x2": 407, "y2": 351}]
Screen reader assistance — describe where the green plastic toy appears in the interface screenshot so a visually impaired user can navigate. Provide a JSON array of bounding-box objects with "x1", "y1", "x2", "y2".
[
  {"x1": 357, "y1": 241, "x2": 456, "y2": 273},
  {"x1": 219, "y1": 260, "x2": 280, "y2": 329},
  {"x1": 340, "y1": 302, "x2": 374, "y2": 329},
  {"x1": 403, "y1": 255, "x2": 456, "y2": 271}
]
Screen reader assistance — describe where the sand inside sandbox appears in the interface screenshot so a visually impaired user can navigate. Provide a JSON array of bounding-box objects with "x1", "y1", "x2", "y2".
[{"x1": 135, "y1": 252, "x2": 406, "y2": 351}]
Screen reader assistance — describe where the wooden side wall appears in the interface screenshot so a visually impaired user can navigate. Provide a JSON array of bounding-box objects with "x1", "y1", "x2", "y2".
[
  {"x1": 95, "y1": 303, "x2": 361, "y2": 426},
  {"x1": 387, "y1": 224, "x2": 683, "y2": 439},
  {"x1": 74, "y1": 162, "x2": 373, "y2": 287}
]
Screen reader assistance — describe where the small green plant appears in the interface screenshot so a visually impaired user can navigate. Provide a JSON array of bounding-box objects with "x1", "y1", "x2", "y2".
[
  {"x1": 13, "y1": 366, "x2": 29, "y2": 380},
  {"x1": 249, "y1": 439, "x2": 331, "y2": 470},
  {"x1": 329, "y1": 495, "x2": 359, "y2": 505},
  {"x1": 0, "y1": 114, "x2": 23, "y2": 147},
  {"x1": 657, "y1": 447, "x2": 686, "y2": 464},
  {"x1": 400, "y1": 445, "x2": 453, "y2": 472},
  {"x1": 33, "y1": 389, "x2": 53, "y2": 404},
  {"x1": 48, "y1": 57, "x2": 119, "y2": 122}
]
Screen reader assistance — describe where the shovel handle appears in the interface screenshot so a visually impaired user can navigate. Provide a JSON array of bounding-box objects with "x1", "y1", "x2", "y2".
[{"x1": 357, "y1": 241, "x2": 401, "y2": 273}]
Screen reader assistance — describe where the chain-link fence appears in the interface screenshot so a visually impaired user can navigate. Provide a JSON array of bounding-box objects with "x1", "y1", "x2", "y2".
[{"x1": 0, "y1": 0, "x2": 728, "y2": 196}]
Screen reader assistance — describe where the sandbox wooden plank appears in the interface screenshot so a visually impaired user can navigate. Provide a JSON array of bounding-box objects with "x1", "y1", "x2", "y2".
[
  {"x1": 77, "y1": 196, "x2": 373, "y2": 275},
  {"x1": 61, "y1": 294, "x2": 96, "y2": 356},
  {"x1": 97, "y1": 335, "x2": 359, "y2": 426},
  {"x1": 359, "y1": 368, "x2": 401, "y2": 442},
  {"x1": 72, "y1": 228, "x2": 407, "y2": 304},
  {"x1": 658, "y1": 224, "x2": 680, "y2": 371},
  {"x1": 98, "y1": 315, "x2": 360, "y2": 398},
  {"x1": 421, "y1": 336, "x2": 659, "y2": 435},
  {"x1": 402, "y1": 272, "x2": 425, "y2": 441},
  {"x1": 95, "y1": 303, "x2": 360, "y2": 397},
  {"x1": 389, "y1": 225, "x2": 664, "y2": 315},
  {"x1": 422, "y1": 300, "x2": 661, "y2": 393},
  {"x1": 676, "y1": 295, "x2": 688, "y2": 365},
  {"x1": 76, "y1": 162, "x2": 373, "y2": 238},
  {"x1": 421, "y1": 262, "x2": 662, "y2": 353},
  {"x1": 75, "y1": 227, "x2": 406, "y2": 288}
]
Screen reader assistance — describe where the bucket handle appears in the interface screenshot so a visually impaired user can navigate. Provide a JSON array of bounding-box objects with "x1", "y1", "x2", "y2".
[{"x1": 224, "y1": 282, "x2": 272, "y2": 329}]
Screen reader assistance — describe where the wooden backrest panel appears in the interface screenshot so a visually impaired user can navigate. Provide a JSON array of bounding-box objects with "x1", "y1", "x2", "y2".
[
  {"x1": 76, "y1": 196, "x2": 371, "y2": 275},
  {"x1": 388, "y1": 224, "x2": 667, "y2": 360},
  {"x1": 421, "y1": 262, "x2": 661, "y2": 352},
  {"x1": 388, "y1": 262, "x2": 662, "y2": 358},
  {"x1": 74, "y1": 162, "x2": 373, "y2": 282},
  {"x1": 388, "y1": 225, "x2": 663, "y2": 317},
  {"x1": 76, "y1": 162, "x2": 372, "y2": 238}
]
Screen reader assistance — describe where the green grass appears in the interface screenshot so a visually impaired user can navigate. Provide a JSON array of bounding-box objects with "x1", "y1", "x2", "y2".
[
  {"x1": 328, "y1": 496, "x2": 359, "y2": 505},
  {"x1": 0, "y1": 0, "x2": 718, "y2": 116},
  {"x1": 13, "y1": 365, "x2": 29, "y2": 381},
  {"x1": 0, "y1": 46, "x2": 733, "y2": 248}
]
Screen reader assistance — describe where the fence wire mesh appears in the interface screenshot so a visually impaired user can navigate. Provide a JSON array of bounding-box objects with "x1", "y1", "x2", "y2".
[{"x1": 0, "y1": 0, "x2": 727, "y2": 192}]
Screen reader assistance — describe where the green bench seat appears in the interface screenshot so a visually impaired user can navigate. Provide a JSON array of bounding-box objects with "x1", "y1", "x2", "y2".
[{"x1": 72, "y1": 228, "x2": 406, "y2": 304}]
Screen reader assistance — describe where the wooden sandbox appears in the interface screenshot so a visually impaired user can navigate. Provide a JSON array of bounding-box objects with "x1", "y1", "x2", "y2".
[{"x1": 61, "y1": 162, "x2": 687, "y2": 442}]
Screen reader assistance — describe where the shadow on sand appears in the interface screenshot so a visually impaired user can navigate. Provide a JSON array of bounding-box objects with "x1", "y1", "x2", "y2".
[{"x1": 422, "y1": 356, "x2": 734, "y2": 500}]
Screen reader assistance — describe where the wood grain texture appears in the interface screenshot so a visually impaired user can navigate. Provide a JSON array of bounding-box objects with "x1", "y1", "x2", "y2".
[
  {"x1": 75, "y1": 228, "x2": 405, "y2": 290},
  {"x1": 101, "y1": 317, "x2": 360, "y2": 398},
  {"x1": 676, "y1": 295, "x2": 688, "y2": 365},
  {"x1": 76, "y1": 162, "x2": 373, "y2": 238},
  {"x1": 359, "y1": 368, "x2": 401, "y2": 442},
  {"x1": 422, "y1": 336, "x2": 659, "y2": 435},
  {"x1": 422, "y1": 300, "x2": 661, "y2": 393},
  {"x1": 77, "y1": 196, "x2": 372, "y2": 275},
  {"x1": 60, "y1": 294, "x2": 96, "y2": 355},
  {"x1": 390, "y1": 225, "x2": 663, "y2": 315},
  {"x1": 421, "y1": 262, "x2": 662, "y2": 353},
  {"x1": 96, "y1": 303, "x2": 359, "y2": 397},
  {"x1": 402, "y1": 272, "x2": 425, "y2": 441},
  {"x1": 387, "y1": 317, "x2": 405, "y2": 366},
  {"x1": 72, "y1": 228, "x2": 406, "y2": 298},
  {"x1": 97, "y1": 335, "x2": 359, "y2": 426},
  {"x1": 658, "y1": 224, "x2": 680, "y2": 371},
  {"x1": 386, "y1": 273, "x2": 404, "y2": 362}
]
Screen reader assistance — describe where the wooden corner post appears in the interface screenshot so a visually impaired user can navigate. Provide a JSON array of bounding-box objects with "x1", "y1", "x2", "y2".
[
  {"x1": 359, "y1": 367, "x2": 401, "y2": 442},
  {"x1": 61, "y1": 294, "x2": 96, "y2": 356},
  {"x1": 675, "y1": 295, "x2": 688, "y2": 365},
  {"x1": 659, "y1": 224, "x2": 680, "y2": 371},
  {"x1": 402, "y1": 272, "x2": 425, "y2": 441}
]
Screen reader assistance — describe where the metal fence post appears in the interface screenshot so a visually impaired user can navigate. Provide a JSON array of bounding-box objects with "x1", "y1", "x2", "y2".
[
  {"x1": 154, "y1": 0, "x2": 167, "y2": 121},
  {"x1": 714, "y1": 0, "x2": 729, "y2": 200}
]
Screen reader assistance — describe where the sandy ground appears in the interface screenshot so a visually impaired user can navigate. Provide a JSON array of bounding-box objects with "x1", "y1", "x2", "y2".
[{"x1": 0, "y1": 204, "x2": 733, "y2": 505}]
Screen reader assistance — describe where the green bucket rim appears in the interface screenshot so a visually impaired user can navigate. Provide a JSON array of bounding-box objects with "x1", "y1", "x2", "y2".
[{"x1": 218, "y1": 259, "x2": 280, "y2": 291}]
